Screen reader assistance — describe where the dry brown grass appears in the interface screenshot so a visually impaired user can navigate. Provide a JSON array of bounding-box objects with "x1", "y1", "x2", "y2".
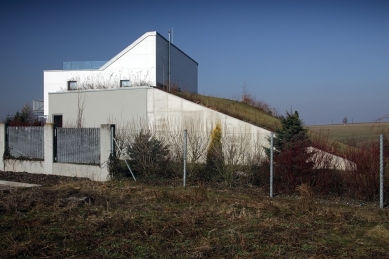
[
  {"x1": 1, "y1": 179, "x2": 389, "y2": 258},
  {"x1": 170, "y1": 90, "x2": 281, "y2": 131}
]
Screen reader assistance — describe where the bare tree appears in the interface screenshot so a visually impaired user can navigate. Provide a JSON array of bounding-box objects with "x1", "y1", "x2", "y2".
[{"x1": 76, "y1": 94, "x2": 85, "y2": 128}]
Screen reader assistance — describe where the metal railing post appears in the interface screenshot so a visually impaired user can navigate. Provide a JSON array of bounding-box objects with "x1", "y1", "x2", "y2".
[
  {"x1": 183, "y1": 129, "x2": 187, "y2": 187},
  {"x1": 110, "y1": 125, "x2": 116, "y2": 157},
  {"x1": 53, "y1": 124, "x2": 57, "y2": 162},
  {"x1": 270, "y1": 132, "x2": 274, "y2": 198},
  {"x1": 380, "y1": 134, "x2": 384, "y2": 209}
]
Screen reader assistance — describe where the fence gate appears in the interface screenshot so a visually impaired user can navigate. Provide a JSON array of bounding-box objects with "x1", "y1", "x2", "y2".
[{"x1": 55, "y1": 128, "x2": 100, "y2": 164}]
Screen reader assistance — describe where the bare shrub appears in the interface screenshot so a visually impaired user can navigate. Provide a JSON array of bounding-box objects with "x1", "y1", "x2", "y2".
[
  {"x1": 66, "y1": 70, "x2": 152, "y2": 91},
  {"x1": 296, "y1": 183, "x2": 314, "y2": 199},
  {"x1": 76, "y1": 93, "x2": 85, "y2": 128},
  {"x1": 241, "y1": 83, "x2": 280, "y2": 117},
  {"x1": 342, "y1": 139, "x2": 381, "y2": 200}
]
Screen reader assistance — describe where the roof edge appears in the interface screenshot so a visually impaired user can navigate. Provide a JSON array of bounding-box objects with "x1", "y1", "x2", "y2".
[
  {"x1": 99, "y1": 31, "x2": 158, "y2": 70},
  {"x1": 156, "y1": 32, "x2": 198, "y2": 65}
]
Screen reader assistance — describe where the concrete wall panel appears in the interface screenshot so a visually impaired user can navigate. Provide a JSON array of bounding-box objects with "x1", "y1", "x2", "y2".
[{"x1": 49, "y1": 88, "x2": 148, "y2": 127}]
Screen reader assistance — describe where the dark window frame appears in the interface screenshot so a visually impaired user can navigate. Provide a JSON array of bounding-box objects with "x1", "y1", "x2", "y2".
[
  {"x1": 120, "y1": 80, "x2": 130, "y2": 88},
  {"x1": 68, "y1": 81, "x2": 77, "y2": 90}
]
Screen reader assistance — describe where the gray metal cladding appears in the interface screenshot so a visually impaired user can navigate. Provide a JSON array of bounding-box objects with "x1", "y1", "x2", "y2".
[
  {"x1": 7, "y1": 126, "x2": 44, "y2": 160},
  {"x1": 56, "y1": 128, "x2": 100, "y2": 164}
]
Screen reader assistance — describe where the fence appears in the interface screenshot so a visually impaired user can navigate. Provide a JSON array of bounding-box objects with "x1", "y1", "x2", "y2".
[
  {"x1": 1, "y1": 123, "x2": 387, "y2": 206},
  {"x1": 0, "y1": 123, "x2": 112, "y2": 181},
  {"x1": 112, "y1": 128, "x2": 388, "y2": 206},
  {"x1": 55, "y1": 127, "x2": 100, "y2": 164},
  {"x1": 6, "y1": 126, "x2": 44, "y2": 160},
  {"x1": 112, "y1": 128, "x2": 271, "y2": 187}
]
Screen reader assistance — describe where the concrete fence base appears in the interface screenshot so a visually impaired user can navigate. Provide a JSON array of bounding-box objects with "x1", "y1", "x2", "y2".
[{"x1": 0, "y1": 123, "x2": 112, "y2": 181}]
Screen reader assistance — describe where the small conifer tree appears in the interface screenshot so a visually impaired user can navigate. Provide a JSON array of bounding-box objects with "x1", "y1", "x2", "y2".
[
  {"x1": 268, "y1": 111, "x2": 314, "y2": 192},
  {"x1": 127, "y1": 130, "x2": 170, "y2": 179},
  {"x1": 206, "y1": 123, "x2": 224, "y2": 176}
]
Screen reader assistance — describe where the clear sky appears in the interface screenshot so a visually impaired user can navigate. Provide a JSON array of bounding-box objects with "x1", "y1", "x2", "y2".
[{"x1": 0, "y1": 0, "x2": 388, "y2": 126}]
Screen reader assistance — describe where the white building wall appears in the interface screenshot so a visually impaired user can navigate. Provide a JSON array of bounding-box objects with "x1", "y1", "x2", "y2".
[
  {"x1": 49, "y1": 88, "x2": 270, "y2": 135},
  {"x1": 49, "y1": 88, "x2": 148, "y2": 127},
  {"x1": 147, "y1": 89, "x2": 271, "y2": 135},
  {"x1": 44, "y1": 31, "x2": 197, "y2": 117},
  {"x1": 48, "y1": 88, "x2": 271, "y2": 163}
]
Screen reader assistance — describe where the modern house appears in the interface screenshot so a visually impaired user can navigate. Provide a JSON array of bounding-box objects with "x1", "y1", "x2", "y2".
[
  {"x1": 44, "y1": 30, "x2": 272, "y2": 138},
  {"x1": 43, "y1": 31, "x2": 198, "y2": 118}
]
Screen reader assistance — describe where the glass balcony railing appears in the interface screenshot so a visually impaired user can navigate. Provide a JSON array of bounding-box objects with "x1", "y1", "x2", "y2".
[{"x1": 62, "y1": 61, "x2": 107, "y2": 70}]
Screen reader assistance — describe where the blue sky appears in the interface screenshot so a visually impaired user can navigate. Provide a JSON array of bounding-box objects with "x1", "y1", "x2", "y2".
[{"x1": 0, "y1": 0, "x2": 388, "y2": 125}]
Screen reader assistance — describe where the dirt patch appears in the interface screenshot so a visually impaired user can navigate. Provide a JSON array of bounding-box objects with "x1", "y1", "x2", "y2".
[{"x1": 0, "y1": 171, "x2": 90, "y2": 186}]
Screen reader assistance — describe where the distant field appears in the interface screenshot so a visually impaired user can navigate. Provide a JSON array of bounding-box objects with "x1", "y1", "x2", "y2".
[{"x1": 308, "y1": 122, "x2": 389, "y2": 142}]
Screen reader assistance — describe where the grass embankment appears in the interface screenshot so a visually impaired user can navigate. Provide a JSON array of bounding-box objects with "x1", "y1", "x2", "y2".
[
  {"x1": 172, "y1": 91, "x2": 281, "y2": 131},
  {"x1": 1, "y1": 180, "x2": 389, "y2": 258}
]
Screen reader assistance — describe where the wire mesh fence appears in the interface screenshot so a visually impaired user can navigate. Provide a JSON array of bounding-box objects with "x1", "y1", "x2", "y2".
[
  {"x1": 111, "y1": 127, "x2": 271, "y2": 185},
  {"x1": 6, "y1": 126, "x2": 44, "y2": 160},
  {"x1": 110, "y1": 127, "x2": 388, "y2": 203}
]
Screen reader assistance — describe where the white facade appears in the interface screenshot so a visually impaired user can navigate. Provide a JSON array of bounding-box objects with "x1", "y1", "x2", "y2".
[
  {"x1": 44, "y1": 31, "x2": 198, "y2": 116},
  {"x1": 49, "y1": 88, "x2": 271, "y2": 136},
  {"x1": 49, "y1": 88, "x2": 272, "y2": 164}
]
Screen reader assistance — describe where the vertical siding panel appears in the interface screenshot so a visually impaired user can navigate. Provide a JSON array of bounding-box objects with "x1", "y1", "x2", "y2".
[{"x1": 56, "y1": 128, "x2": 100, "y2": 164}]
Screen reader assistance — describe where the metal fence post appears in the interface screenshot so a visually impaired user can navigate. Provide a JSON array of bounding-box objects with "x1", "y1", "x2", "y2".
[
  {"x1": 4, "y1": 123, "x2": 8, "y2": 152},
  {"x1": 183, "y1": 129, "x2": 187, "y2": 187},
  {"x1": 53, "y1": 125, "x2": 57, "y2": 162},
  {"x1": 380, "y1": 134, "x2": 384, "y2": 209},
  {"x1": 270, "y1": 132, "x2": 274, "y2": 198},
  {"x1": 110, "y1": 124, "x2": 116, "y2": 157}
]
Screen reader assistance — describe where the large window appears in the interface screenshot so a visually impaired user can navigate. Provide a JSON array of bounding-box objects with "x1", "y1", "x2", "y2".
[
  {"x1": 68, "y1": 81, "x2": 77, "y2": 90},
  {"x1": 120, "y1": 80, "x2": 130, "y2": 87}
]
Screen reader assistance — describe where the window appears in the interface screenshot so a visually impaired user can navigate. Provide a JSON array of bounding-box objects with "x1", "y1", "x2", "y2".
[
  {"x1": 120, "y1": 80, "x2": 130, "y2": 87},
  {"x1": 68, "y1": 81, "x2": 77, "y2": 90}
]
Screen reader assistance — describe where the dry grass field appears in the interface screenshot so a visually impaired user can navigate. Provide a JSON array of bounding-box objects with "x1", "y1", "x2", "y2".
[
  {"x1": 308, "y1": 122, "x2": 389, "y2": 142},
  {"x1": 1, "y1": 178, "x2": 389, "y2": 258}
]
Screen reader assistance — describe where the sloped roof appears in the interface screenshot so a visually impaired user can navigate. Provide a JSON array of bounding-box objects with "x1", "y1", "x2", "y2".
[
  {"x1": 99, "y1": 31, "x2": 156, "y2": 70},
  {"x1": 99, "y1": 31, "x2": 197, "y2": 70}
]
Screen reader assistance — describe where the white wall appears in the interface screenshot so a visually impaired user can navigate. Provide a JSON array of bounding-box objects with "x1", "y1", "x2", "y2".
[
  {"x1": 102, "y1": 32, "x2": 157, "y2": 73},
  {"x1": 44, "y1": 31, "x2": 198, "y2": 116},
  {"x1": 49, "y1": 88, "x2": 148, "y2": 127},
  {"x1": 147, "y1": 89, "x2": 270, "y2": 135},
  {"x1": 49, "y1": 88, "x2": 270, "y2": 135}
]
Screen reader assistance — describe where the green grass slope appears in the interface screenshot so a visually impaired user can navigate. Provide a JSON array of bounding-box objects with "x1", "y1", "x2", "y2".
[{"x1": 172, "y1": 91, "x2": 281, "y2": 131}]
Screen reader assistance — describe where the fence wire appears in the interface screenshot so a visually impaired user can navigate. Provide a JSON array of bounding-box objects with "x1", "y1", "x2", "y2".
[{"x1": 7, "y1": 126, "x2": 44, "y2": 159}]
